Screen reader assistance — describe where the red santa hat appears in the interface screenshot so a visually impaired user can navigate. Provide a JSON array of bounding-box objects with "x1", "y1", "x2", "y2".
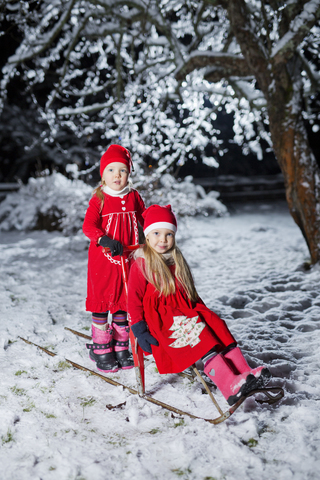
[
  {"x1": 100, "y1": 144, "x2": 133, "y2": 177},
  {"x1": 143, "y1": 204, "x2": 177, "y2": 237}
]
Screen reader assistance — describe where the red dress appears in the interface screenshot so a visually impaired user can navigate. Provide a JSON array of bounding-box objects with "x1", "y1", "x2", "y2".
[
  {"x1": 128, "y1": 257, "x2": 236, "y2": 374},
  {"x1": 83, "y1": 189, "x2": 145, "y2": 313}
]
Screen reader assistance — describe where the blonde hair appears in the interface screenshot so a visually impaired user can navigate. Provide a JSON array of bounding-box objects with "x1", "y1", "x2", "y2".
[
  {"x1": 92, "y1": 184, "x2": 105, "y2": 211},
  {"x1": 142, "y1": 240, "x2": 199, "y2": 302}
]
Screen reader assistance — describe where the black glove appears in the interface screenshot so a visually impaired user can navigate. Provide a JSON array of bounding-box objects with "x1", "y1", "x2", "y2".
[
  {"x1": 131, "y1": 320, "x2": 159, "y2": 354},
  {"x1": 99, "y1": 235, "x2": 123, "y2": 257}
]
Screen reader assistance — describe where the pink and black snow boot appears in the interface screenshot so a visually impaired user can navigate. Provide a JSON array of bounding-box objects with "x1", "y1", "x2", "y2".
[
  {"x1": 86, "y1": 324, "x2": 118, "y2": 373},
  {"x1": 224, "y1": 346, "x2": 271, "y2": 390},
  {"x1": 204, "y1": 353, "x2": 266, "y2": 406},
  {"x1": 112, "y1": 322, "x2": 134, "y2": 370}
]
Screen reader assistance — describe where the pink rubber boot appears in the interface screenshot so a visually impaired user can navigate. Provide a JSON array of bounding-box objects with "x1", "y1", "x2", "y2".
[
  {"x1": 224, "y1": 347, "x2": 271, "y2": 389},
  {"x1": 112, "y1": 323, "x2": 134, "y2": 370},
  {"x1": 86, "y1": 324, "x2": 118, "y2": 373},
  {"x1": 204, "y1": 354, "x2": 261, "y2": 406}
]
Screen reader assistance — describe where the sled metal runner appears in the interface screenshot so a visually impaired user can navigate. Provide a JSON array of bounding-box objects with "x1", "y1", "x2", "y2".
[{"x1": 19, "y1": 335, "x2": 284, "y2": 425}]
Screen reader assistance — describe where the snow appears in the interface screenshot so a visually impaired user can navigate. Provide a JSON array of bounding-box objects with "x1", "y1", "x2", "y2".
[
  {"x1": 271, "y1": 0, "x2": 320, "y2": 58},
  {"x1": 0, "y1": 173, "x2": 227, "y2": 234},
  {"x1": 1, "y1": 199, "x2": 320, "y2": 480}
]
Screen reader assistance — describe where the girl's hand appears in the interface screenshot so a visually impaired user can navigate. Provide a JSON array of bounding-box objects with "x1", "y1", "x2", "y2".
[
  {"x1": 99, "y1": 235, "x2": 123, "y2": 257},
  {"x1": 130, "y1": 320, "x2": 159, "y2": 354}
]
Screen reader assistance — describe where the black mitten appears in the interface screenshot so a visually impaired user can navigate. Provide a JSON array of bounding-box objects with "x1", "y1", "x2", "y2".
[
  {"x1": 99, "y1": 235, "x2": 123, "y2": 257},
  {"x1": 131, "y1": 320, "x2": 159, "y2": 354}
]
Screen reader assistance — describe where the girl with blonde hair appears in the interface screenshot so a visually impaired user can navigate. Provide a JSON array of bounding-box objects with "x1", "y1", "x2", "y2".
[
  {"x1": 128, "y1": 204, "x2": 271, "y2": 406},
  {"x1": 83, "y1": 144, "x2": 145, "y2": 373}
]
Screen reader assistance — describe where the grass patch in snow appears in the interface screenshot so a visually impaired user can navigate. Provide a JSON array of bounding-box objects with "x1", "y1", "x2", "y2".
[
  {"x1": 79, "y1": 397, "x2": 96, "y2": 408},
  {"x1": 57, "y1": 360, "x2": 72, "y2": 371},
  {"x1": 37, "y1": 383, "x2": 55, "y2": 394},
  {"x1": 23, "y1": 401, "x2": 36, "y2": 412},
  {"x1": 79, "y1": 396, "x2": 96, "y2": 419},
  {"x1": 43, "y1": 345, "x2": 56, "y2": 353},
  {"x1": 10, "y1": 294, "x2": 27, "y2": 305},
  {"x1": 42, "y1": 412, "x2": 57, "y2": 419},
  {"x1": 10, "y1": 386, "x2": 27, "y2": 396},
  {"x1": 64, "y1": 429, "x2": 78, "y2": 435},
  {"x1": 173, "y1": 418, "x2": 185, "y2": 428},
  {"x1": 172, "y1": 467, "x2": 192, "y2": 476},
  {"x1": 242, "y1": 437, "x2": 259, "y2": 448},
  {"x1": 2, "y1": 429, "x2": 14, "y2": 445},
  {"x1": 107, "y1": 434, "x2": 128, "y2": 447}
]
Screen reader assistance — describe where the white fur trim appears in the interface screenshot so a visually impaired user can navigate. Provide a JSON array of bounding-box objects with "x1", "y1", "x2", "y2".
[
  {"x1": 102, "y1": 184, "x2": 131, "y2": 197},
  {"x1": 144, "y1": 222, "x2": 177, "y2": 237},
  {"x1": 132, "y1": 247, "x2": 174, "y2": 264},
  {"x1": 132, "y1": 247, "x2": 145, "y2": 260}
]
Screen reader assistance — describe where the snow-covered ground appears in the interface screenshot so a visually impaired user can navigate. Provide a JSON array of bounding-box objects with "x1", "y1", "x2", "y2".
[{"x1": 1, "y1": 200, "x2": 320, "y2": 480}]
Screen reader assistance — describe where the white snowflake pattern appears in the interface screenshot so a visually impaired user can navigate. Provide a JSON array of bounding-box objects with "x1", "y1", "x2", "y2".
[{"x1": 169, "y1": 315, "x2": 205, "y2": 348}]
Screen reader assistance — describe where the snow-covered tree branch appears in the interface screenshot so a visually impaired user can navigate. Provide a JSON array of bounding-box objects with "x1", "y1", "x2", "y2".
[
  {"x1": 1, "y1": 0, "x2": 320, "y2": 261},
  {"x1": 176, "y1": 52, "x2": 253, "y2": 81},
  {"x1": 271, "y1": 0, "x2": 320, "y2": 63}
]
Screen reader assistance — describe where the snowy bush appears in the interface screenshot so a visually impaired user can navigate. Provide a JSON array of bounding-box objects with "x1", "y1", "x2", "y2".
[
  {"x1": 0, "y1": 173, "x2": 92, "y2": 235},
  {"x1": 0, "y1": 172, "x2": 227, "y2": 235},
  {"x1": 137, "y1": 173, "x2": 227, "y2": 217}
]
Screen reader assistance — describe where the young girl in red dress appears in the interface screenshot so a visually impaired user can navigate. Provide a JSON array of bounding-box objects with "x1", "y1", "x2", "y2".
[
  {"x1": 128, "y1": 204, "x2": 271, "y2": 406},
  {"x1": 83, "y1": 145, "x2": 145, "y2": 373}
]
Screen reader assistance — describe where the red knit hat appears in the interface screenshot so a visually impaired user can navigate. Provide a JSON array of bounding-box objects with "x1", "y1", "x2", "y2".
[
  {"x1": 100, "y1": 144, "x2": 133, "y2": 177},
  {"x1": 143, "y1": 205, "x2": 177, "y2": 236}
]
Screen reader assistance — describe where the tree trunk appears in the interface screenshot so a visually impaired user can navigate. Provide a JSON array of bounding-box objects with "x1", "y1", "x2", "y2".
[
  {"x1": 267, "y1": 85, "x2": 320, "y2": 264},
  {"x1": 227, "y1": 0, "x2": 320, "y2": 264}
]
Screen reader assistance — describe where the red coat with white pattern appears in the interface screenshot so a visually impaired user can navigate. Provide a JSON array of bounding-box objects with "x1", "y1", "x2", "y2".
[
  {"x1": 83, "y1": 189, "x2": 145, "y2": 313},
  {"x1": 127, "y1": 257, "x2": 236, "y2": 374}
]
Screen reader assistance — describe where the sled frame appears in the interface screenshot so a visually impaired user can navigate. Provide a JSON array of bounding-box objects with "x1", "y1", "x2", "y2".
[{"x1": 19, "y1": 336, "x2": 284, "y2": 425}]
